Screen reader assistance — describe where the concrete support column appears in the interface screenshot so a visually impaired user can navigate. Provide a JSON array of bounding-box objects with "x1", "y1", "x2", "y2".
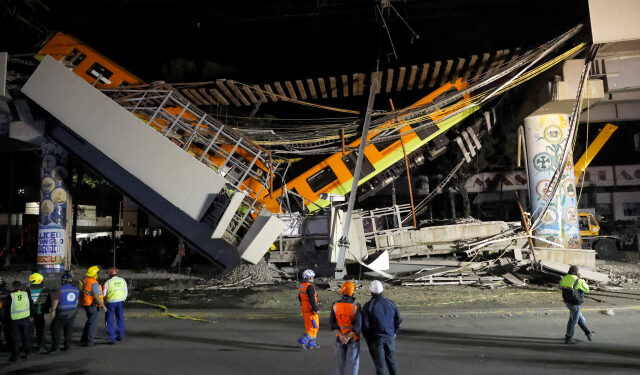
[
  {"x1": 524, "y1": 108, "x2": 580, "y2": 248},
  {"x1": 38, "y1": 141, "x2": 70, "y2": 271}
]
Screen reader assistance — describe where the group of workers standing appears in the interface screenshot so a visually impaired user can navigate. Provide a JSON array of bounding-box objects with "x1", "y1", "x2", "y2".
[
  {"x1": 298, "y1": 269, "x2": 402, "y2": 375},
  {"x1": 0, "y1": 265, "x2": 128, "y2": 362},
  {"x1": 298, "y1": 265, "x2": 593, "y2": 375}
]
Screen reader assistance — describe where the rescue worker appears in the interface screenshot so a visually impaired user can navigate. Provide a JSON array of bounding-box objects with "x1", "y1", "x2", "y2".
[
  {"x1": 28, "y1": 272, "x2": 51, "y2": 352},
  {"x1": 103, "y1": 267, "x2": 128, "y2": 344},
  {"x1": 362, "y1": 280, "x2": 402, "y2": 375},
  {"x1": 49, "y1": 272, "x2": 79, "y2": 352},
  {"x1": 330, "y1": 281, "x2": 362, "y2": 375},
  {"x1": 80, "y1": 265, "x2": 106, "y2": 346},
  {"x1": 560, "y1": 265, "x2": 594, "y2": 344},
  {"x1": 297, "y1": 269, "x2": 320, "y2": 349},
  {"x1": 8, "y1": 280, "x2": 32, "y2": 362},
  {"x1": 0, "y1": 276, "x2": 12, "y2": 352}
]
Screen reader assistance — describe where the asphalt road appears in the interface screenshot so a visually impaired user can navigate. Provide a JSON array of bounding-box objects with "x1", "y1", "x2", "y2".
[{"x1": 2, "y1": 304, "x2": 639, "y2": 374}]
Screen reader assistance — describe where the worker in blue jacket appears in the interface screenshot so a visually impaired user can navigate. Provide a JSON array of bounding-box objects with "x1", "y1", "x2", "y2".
[{"x1": 362, "y1": 280, "x2": 402, "y2": 375}]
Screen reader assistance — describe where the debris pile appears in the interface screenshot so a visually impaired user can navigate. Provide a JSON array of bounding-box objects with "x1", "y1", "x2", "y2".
[
  {"x1": 191, "y1": 259, "x2": 284, "y2": 290},
  {"x1": 597, "y1": 261, "x2": 640, "y2": 286}
]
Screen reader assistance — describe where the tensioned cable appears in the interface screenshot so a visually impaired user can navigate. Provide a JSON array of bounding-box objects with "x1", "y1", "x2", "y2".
[{"x1": 263, "y1": 41, "x2": 584, "y2": 153}]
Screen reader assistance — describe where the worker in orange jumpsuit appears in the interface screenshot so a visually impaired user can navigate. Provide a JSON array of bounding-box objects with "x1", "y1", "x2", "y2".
[{"x1": 297, "y1": 269, "x2": 320, "y2": 349}]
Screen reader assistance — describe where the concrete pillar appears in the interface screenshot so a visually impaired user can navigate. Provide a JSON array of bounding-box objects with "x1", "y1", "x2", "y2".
[
  {"x1": 524, "y1": 105, "x2": 580, "y2": 248},
  {"x1": 38, "y1": 141, "x2": 70, "y2": 271}
]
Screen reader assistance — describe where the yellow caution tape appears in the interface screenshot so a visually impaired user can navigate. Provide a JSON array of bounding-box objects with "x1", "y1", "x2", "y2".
[{"x1": 131, "y1": 300, "x2": 215, "y2": 323}]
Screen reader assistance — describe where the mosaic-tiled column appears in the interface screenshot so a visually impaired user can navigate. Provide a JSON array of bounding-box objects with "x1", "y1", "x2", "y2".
[
  {"x1": 38, "y1": 141, "x2": 69, "y2": 270},
  {"x1": 525, "y1": 113, "x2": 581, "y2": 248}
]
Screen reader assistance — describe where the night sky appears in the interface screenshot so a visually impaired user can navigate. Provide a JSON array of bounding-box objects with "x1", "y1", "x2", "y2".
[
  {"x1": 0, "y1": 0, "x2": 600, "y2": 215},
  {"x1": 3, "y1": 0, "x2": 592, "y2": 85}
]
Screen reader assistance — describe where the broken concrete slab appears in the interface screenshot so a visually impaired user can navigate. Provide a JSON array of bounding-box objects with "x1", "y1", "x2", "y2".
[
  {"x1": 503, "y1": 272, "x2": 526, "y2": 286},
  {"x1": 540, "y1": 261, "x2": 609, "y2": 283}
]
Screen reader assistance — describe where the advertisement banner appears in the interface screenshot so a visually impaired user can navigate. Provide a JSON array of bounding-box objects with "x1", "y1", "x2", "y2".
[{"x1": 37, "y1": 142, "x2": 68, "y2": 270}]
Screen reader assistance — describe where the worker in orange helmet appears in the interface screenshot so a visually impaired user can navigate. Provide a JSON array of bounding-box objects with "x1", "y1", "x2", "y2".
[
  {"x1": 330, "y1": 281, "x2": 362, "y2": 375},
  {"x1": 297, "y1": 269, "x2": 320, "y2": 349}
]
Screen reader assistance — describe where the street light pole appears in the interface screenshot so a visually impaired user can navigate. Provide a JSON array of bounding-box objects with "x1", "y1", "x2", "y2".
[{"x1": 334, "y1": 77, "x2": 379, "y2": 279}]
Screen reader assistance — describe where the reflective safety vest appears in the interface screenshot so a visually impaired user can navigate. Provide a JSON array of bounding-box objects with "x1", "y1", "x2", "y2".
[
  {"x1": 298, "y1": 282, "x2": 317, "y2": 314},
  {"x1": 29, "y1": 287, "x2": 49, "y2": 305},
  {"x1": 30, "y1": 286, "x2": 50, "y2": 315},
  {"x1": 58, "y1": 284, "x2": 80, "y2": 312},
  {"x1": 81, "y1": 277, "x2": 103, "y2": 306},
  {"x1": 333, "y1": 302, "x2": 359, "y2": 341},
  {"x1": 105, "y1": 276, "x2": 126, "y2": 303},
  {"x1": 10, "y1": 291, "x2": 30, "y2": 320}
]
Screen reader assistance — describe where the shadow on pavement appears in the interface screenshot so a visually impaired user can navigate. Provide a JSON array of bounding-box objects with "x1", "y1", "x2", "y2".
[
  {"x1": 130, "y1": 330, "x2": 302, "y2": 352},
  {"x1": 399, "y1": 328, "x2": 640, "y2": 370}
]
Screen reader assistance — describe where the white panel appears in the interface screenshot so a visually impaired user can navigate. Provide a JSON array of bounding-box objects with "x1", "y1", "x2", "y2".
[
  {"x1": 211, "y1": 192, "x2": 245, "y2": 238},
  {"x1": 614, "y1": 165, "x2": 640, "y2": 186},
  {"x1": 239, "y1": 215, "x2": 285, "y2": 264},
  {"x1": 21, "y1": 56, "x2": 226, "y2": 220},
  {"x1": 329, "y1": 209, "x2": 367, "y2": 263},
  {"x1": 589, "y1": 0, "x2": 640, "y2": 43},
  {"x1": 583, "y1": 101, "x2": 640, "y2": 122},
  {"x1": 605, "y1": 57, "x2": 640, "y2": 91},
  {"x1": 612, "y1": 191, "x2": 640, "y2": 220},
  {"x1": 9, "y1": 120, "x2": 44, "y2": 144}
]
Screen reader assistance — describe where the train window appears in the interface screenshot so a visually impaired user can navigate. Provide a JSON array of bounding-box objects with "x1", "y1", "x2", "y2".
[
  {"x1": 410, "y1": 122, "x2": 438, "y2": 141},
  {"x1": 373, "y1": 138, "x2": 397, "y2": 153},
  {"x1": 307, "y1": 166, "x2": 338, "y2": 193},
  {"x1": 85, "y1": 62, "x2": 114, "y2": 85},
  {"x1": 342, "y1": 151, "x2": 375, "y2": 179},
  {"x1": 64, "y1": 49, "x2": 86, "y2": 67}
]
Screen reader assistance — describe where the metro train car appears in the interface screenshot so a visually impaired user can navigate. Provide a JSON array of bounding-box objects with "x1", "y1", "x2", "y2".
[
  {"x1": 37, "y1": 32, "x2": 144, "y2": 88},
  {"x1": 258, "y1": 78, "x2": 479, "y2": 214},
  {"x1": 36, "y1": 32, "x2": 479, "y2": 217},
  {"x1": 37, "y1": 32, "x2": 272, "y2": 203}
]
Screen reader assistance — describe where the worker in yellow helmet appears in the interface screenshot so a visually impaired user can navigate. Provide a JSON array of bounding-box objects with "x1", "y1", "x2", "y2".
[
  {"x1": 80, "y1": 266, "x2": 106, "y2": 346},
  {"x1": 28, "y1": 272, "x2": 51, "y2": 352}
]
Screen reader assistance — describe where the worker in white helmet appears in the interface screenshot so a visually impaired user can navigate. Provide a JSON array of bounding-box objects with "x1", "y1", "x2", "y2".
[
  {"x1": 362, "y1": 280, "x2": 402, "y2": 375},
  {"x1": 297, "y1": 269, "x2": 320, "y2": 349}
]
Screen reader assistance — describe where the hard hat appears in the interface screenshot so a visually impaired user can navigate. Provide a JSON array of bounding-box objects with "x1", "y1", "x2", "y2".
[
  {"x1": 568, "y1": 265, "x2": 579, "y2": 275},
  {"x1": 61, "y1": 271, "x2": 73, "y2": 283},
  {"x1": 340, "y1": 281, "x2": 356, "y2": 296},
  {"x1": 86, "y1": 265, "x2": 100, "y2": 277},
  {"x1": 302, "y1": 269, "x2": 315, "y2": 280},
  {"x1": 108, "y1": 267, "x2": 118, "y2": 276},
  {"x1": 29, "y1": 273, "x2": 44, "y2": 285},
  {"x1": 370, "y1": 280, "x2": 384, "y2": 294}
]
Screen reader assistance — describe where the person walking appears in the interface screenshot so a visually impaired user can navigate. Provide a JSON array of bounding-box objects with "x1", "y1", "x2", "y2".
[
  {"x1": 80, "y1": 266, "x2": 106, "y2": 346},
  {"x1": 297, "y1": 269, "x2": 320, "y2": 349},
  {"x1": 103, "y1": 268, "x2": 128, "y2": 344},
  {"x1": 8, "y1": 280, "x2": 32, "y2": 362},
  {"x1": 330, "y1": 281, "x2": 362, "y2": 375},
  {"x1": 560, "y1": 265, "x2": 594, "y2": 344},
  {"x1": 49, "y1": 272, "x2": 79, "y2": 352},
  {"x1": 0, "y1": 276, "x2": 13, "y2": 353},
  {"x1": 28, "y1": 272, "x2": 51, "y2": 352},
  {"x1": 362, "y1": 280, "x2": 402, "y2": 375}
]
